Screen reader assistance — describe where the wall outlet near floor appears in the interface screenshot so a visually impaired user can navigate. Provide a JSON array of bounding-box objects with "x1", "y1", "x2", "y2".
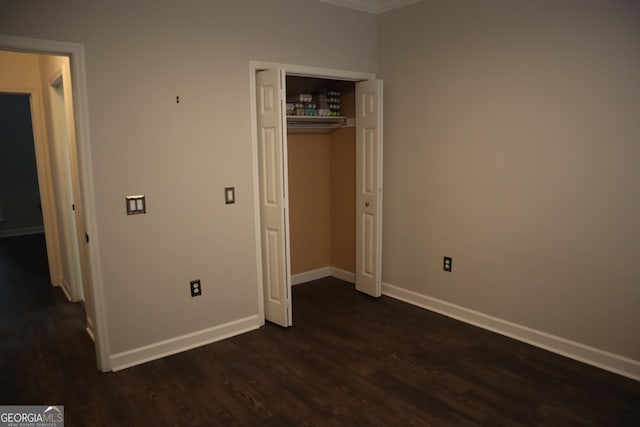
[
  {"x1": 443, "y1": 257, "x2": 452, "y2": 272},
  {"x1": 190, "y1": 279, "x2": 202, "y2": 297}
]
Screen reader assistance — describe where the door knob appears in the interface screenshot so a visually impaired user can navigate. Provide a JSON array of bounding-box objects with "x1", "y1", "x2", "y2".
[{"x1": 365, "y1": 202, "x2": 370, "y2": 207}]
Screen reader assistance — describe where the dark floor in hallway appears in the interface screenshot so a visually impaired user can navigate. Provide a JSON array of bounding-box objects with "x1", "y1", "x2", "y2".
[{"x1": 1, "y1": 234, "x2": 639, "y2": 426}]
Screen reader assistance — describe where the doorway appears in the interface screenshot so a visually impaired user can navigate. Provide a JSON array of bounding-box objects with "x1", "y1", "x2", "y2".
[
  {"x1": 249, "y1": 62, "x2": 383, "y2": 327},
  {"x1": 0, "y1": 51, "x2": 88, "y2": 320},
  {"x1": 0, "y1": 94, "x2": 43, "y2": 239},
  {"x1": 285, "y1": 76, "x2": 357, "y2": 287},
  {"x1": 0, "y1": 35, "x2": 109, "y2": 371}
]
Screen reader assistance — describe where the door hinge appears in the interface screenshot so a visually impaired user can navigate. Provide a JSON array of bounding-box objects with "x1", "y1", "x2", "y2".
[
  {"x1": 72, "y1": 203, "x2": 75, "y2": 211},
  {"x1": 280, "y1": 89, "x2": 286, "y2": 101},
  {"x1": 85, "y1": 232, "x2": 90, "y2": 243}
]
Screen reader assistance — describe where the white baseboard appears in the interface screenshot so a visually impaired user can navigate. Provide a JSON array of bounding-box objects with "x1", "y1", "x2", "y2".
[
  {"x1": 0, "y1": 226, "x2": 44, "y2": 238},
  {"x1": 382, "y1": 282, "x2": 640, "y2": 382},
  {"x1": 57, "y1": 281, "x2": 73, "y2": 302},
  {"x1": 86, "y1": 316, "x2": 95, "y2": 342},
  {"x1": 110, "y1": 315, "x2": 261, "y2": 371},
  {"x1": 291, "y1": 267, "x2": 332, "y2": 285},
  {"x1": 85, "y1": 326, "x2": 95, "y2": 342},
  {"x1": 330, "y1": 267, "x2": 355, "y2": 283},
  {"x1": 291, "y1": 266, "x2": 355, "y2": 285}
]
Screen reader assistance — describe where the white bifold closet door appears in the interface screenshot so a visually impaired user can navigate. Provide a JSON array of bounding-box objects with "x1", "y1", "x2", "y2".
[
  {"x1": 256, "y1": 71, "x2": 384, "y2": 326},
  {"x1": 256, "y1": 69, "x2": 292, "y2": 327},
  {"x1": 355, "y1": 79, "x2": 383, "y2": 298}
]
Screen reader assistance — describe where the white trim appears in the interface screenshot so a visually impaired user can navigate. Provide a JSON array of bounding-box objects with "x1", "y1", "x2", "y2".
[
  {"x1": 110, "y1": 315, "x2": 261, "y2": 371},
  {"x1": 382, "y1": 282, "x2": 640, "y2": 382},
  {"x1": 280, "y1": 69, "x2": 294, "y2": 327},
  {"x1": 0, "y1": 226, "x2": 45, "y2": 238},
  {"x1": 57, "y1": 280, "x2": 73, "y2": 302},
  {"x1": 251, "y1": 61, "x2": 375, "y2": 82},
  {"x1": 292, "y1": 267, "x2": 332, "y2": 285},
  {"x1": 46, "y1": 63, "x2": 85, "y2": 303},
  {"x1": 0, "y1": 34, "x2": 111, "y2": 372},
  {"x1": 250, "y1": 60, "x2": 375, "y2": 327},
  {"x1": 57, "y1": 276, "x2": 82, "y2": 303},
  {"x1": 85, "y1": 315, "x2": 95, "y2": 342},
  {"x1": 330, "y1": 267, "x2": 355, "y2": 283},
  {"x1": 377, "y1": 0, "x2": 421, "y2": 13},
  {"x1": 315, "y1": 0, "x2": 378, "y2": 13},
  {"x1": 314, "y1": 0, "x2": 420, "y2": 14},
  {"x1": 248, "y1": 65, "x2": 265, "y2": 327},
  {"x1": 85, "y1": 326, "x2": 95, "y2": 342},
  {"x1": 291, "y1": 266, "x2": 355, "y2": 285}
]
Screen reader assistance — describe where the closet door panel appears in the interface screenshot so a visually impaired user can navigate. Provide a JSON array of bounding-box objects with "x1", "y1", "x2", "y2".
[
  {"x1": 355, "y1": 79, "x2": 383, "y2": 297},
  {"x1": 256, "y1": 69, "x2": 292, "y2": 327}
]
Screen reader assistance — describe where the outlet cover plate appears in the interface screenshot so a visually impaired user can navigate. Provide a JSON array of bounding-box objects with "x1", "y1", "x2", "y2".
[
  {"x1": 443, "y1": 256, "x2": 452, "y2": 272},
  {"x1": 190, "y1": 279, "x2": 202, "y2": 297}
]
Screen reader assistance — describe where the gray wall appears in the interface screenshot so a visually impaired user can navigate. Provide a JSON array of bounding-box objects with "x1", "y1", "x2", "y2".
[
  {"x1": 0, "y1": 94, "x2": 43, "y2": 234},
  {"x1": 3, "y1": 0, "x2": 638, "y2": 372},
  {"x1": 379, "y1": 0, "x2": 640, "y2": 361},
  {"x1": 0, "y1": 0, "x2": 377, "y2": 357}
]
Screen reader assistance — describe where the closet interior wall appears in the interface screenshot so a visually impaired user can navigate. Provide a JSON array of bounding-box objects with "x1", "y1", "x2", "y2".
[{"x1": 286, "y1": 76, "x2": 356, "y2": 278}]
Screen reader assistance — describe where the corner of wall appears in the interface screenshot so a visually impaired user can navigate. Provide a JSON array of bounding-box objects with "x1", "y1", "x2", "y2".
[{"x1": 382, "y1": 282, "x2": 640, "y2": 382}]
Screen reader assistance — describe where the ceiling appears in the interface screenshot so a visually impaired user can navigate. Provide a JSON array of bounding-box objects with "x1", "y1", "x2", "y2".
[{"x1": 314, "y1": 0, "x2": 421, "y2": 14}]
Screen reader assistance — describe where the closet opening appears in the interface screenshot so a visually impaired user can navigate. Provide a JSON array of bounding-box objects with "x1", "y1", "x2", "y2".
[
  {"x1": 251, "y1": 63, "x2": 383, "y2": 328},
  {"x1": 286, "y1": 76, "x2": 357, "y2": 286}
]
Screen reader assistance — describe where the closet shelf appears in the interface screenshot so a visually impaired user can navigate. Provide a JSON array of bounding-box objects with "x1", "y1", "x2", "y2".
[{"x1": 287, "y1": 116, "x2": 347, "y2": 133}]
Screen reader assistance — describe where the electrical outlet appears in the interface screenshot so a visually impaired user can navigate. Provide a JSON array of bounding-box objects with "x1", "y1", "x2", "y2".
[
  {"x1": 443, "y1": 257, "x2": 452, "y2": 272},
  {"x1": 190, "y1": 279, "x2": 202, "y2": 297}
]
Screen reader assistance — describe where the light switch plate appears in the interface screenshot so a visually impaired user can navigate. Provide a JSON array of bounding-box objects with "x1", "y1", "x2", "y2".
[
  {"x1": 126, "y1": 195, "x2": 146, "y2": 215},
  {"x1": 225, "y1": 187, "x2": 235, "y2": 204}
]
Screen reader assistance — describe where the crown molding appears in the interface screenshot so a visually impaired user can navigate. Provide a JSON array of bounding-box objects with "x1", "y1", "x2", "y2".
[
  {"x1": 377, "y1": 0, "x2": 421, "y2": 13},
  {"x1": 314, "y1": 0, "x2": 420, "y2": 14}
]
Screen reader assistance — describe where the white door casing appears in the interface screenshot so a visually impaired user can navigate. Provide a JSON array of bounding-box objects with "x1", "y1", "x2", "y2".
[
  {"x1": 256, "y1": 69, "x2": 292, "y2": 327},
  {"x1": 0, "y1": 34, "x2": 110, "y2": 371},
  {"x1": 49, "y1": 76, "x2": 84, "y2": 302},
  {"x1": 355, "y1": 80, "x2": 383, "y2": 297},
  {"x1": 57, "y1": 63, "x2": 97, "y2": 334},
  {"x1": 49, "y1": 62, "x2": 95, "y2": 333},
  {"x1": 250, "y1": 61, "x2": 380, "y2": 324}
]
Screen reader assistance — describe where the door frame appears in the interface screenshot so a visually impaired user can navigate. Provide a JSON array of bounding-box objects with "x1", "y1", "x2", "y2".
[
  {"x1": 0, "y1": 88, "x2": 61, "y2": 287},
  {"x1": 46, "y1": 61, "x2": 96, "y2": 331},
  {"x1": 0, "y1": 34, "x2": 111, "y2": 372},
  {"x1": 248, "y1": 60, "x2": 376, "y2": 325},
  {"x1": 47, "y1": 68, "x2": 84, "y2": 302}
]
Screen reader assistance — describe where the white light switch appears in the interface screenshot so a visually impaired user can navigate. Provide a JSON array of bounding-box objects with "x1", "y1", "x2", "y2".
[
  {"x1": 126, "y1": 195, "x2": 146, "y2": 215},
  {"x1": 225, "y1": 187, "x2": 235, "y2": 204}
]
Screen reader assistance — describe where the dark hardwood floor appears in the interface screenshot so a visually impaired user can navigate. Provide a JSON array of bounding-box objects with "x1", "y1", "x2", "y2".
[{"x1": 1, "y1": 234, "x2": 639, "y2": 426}]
